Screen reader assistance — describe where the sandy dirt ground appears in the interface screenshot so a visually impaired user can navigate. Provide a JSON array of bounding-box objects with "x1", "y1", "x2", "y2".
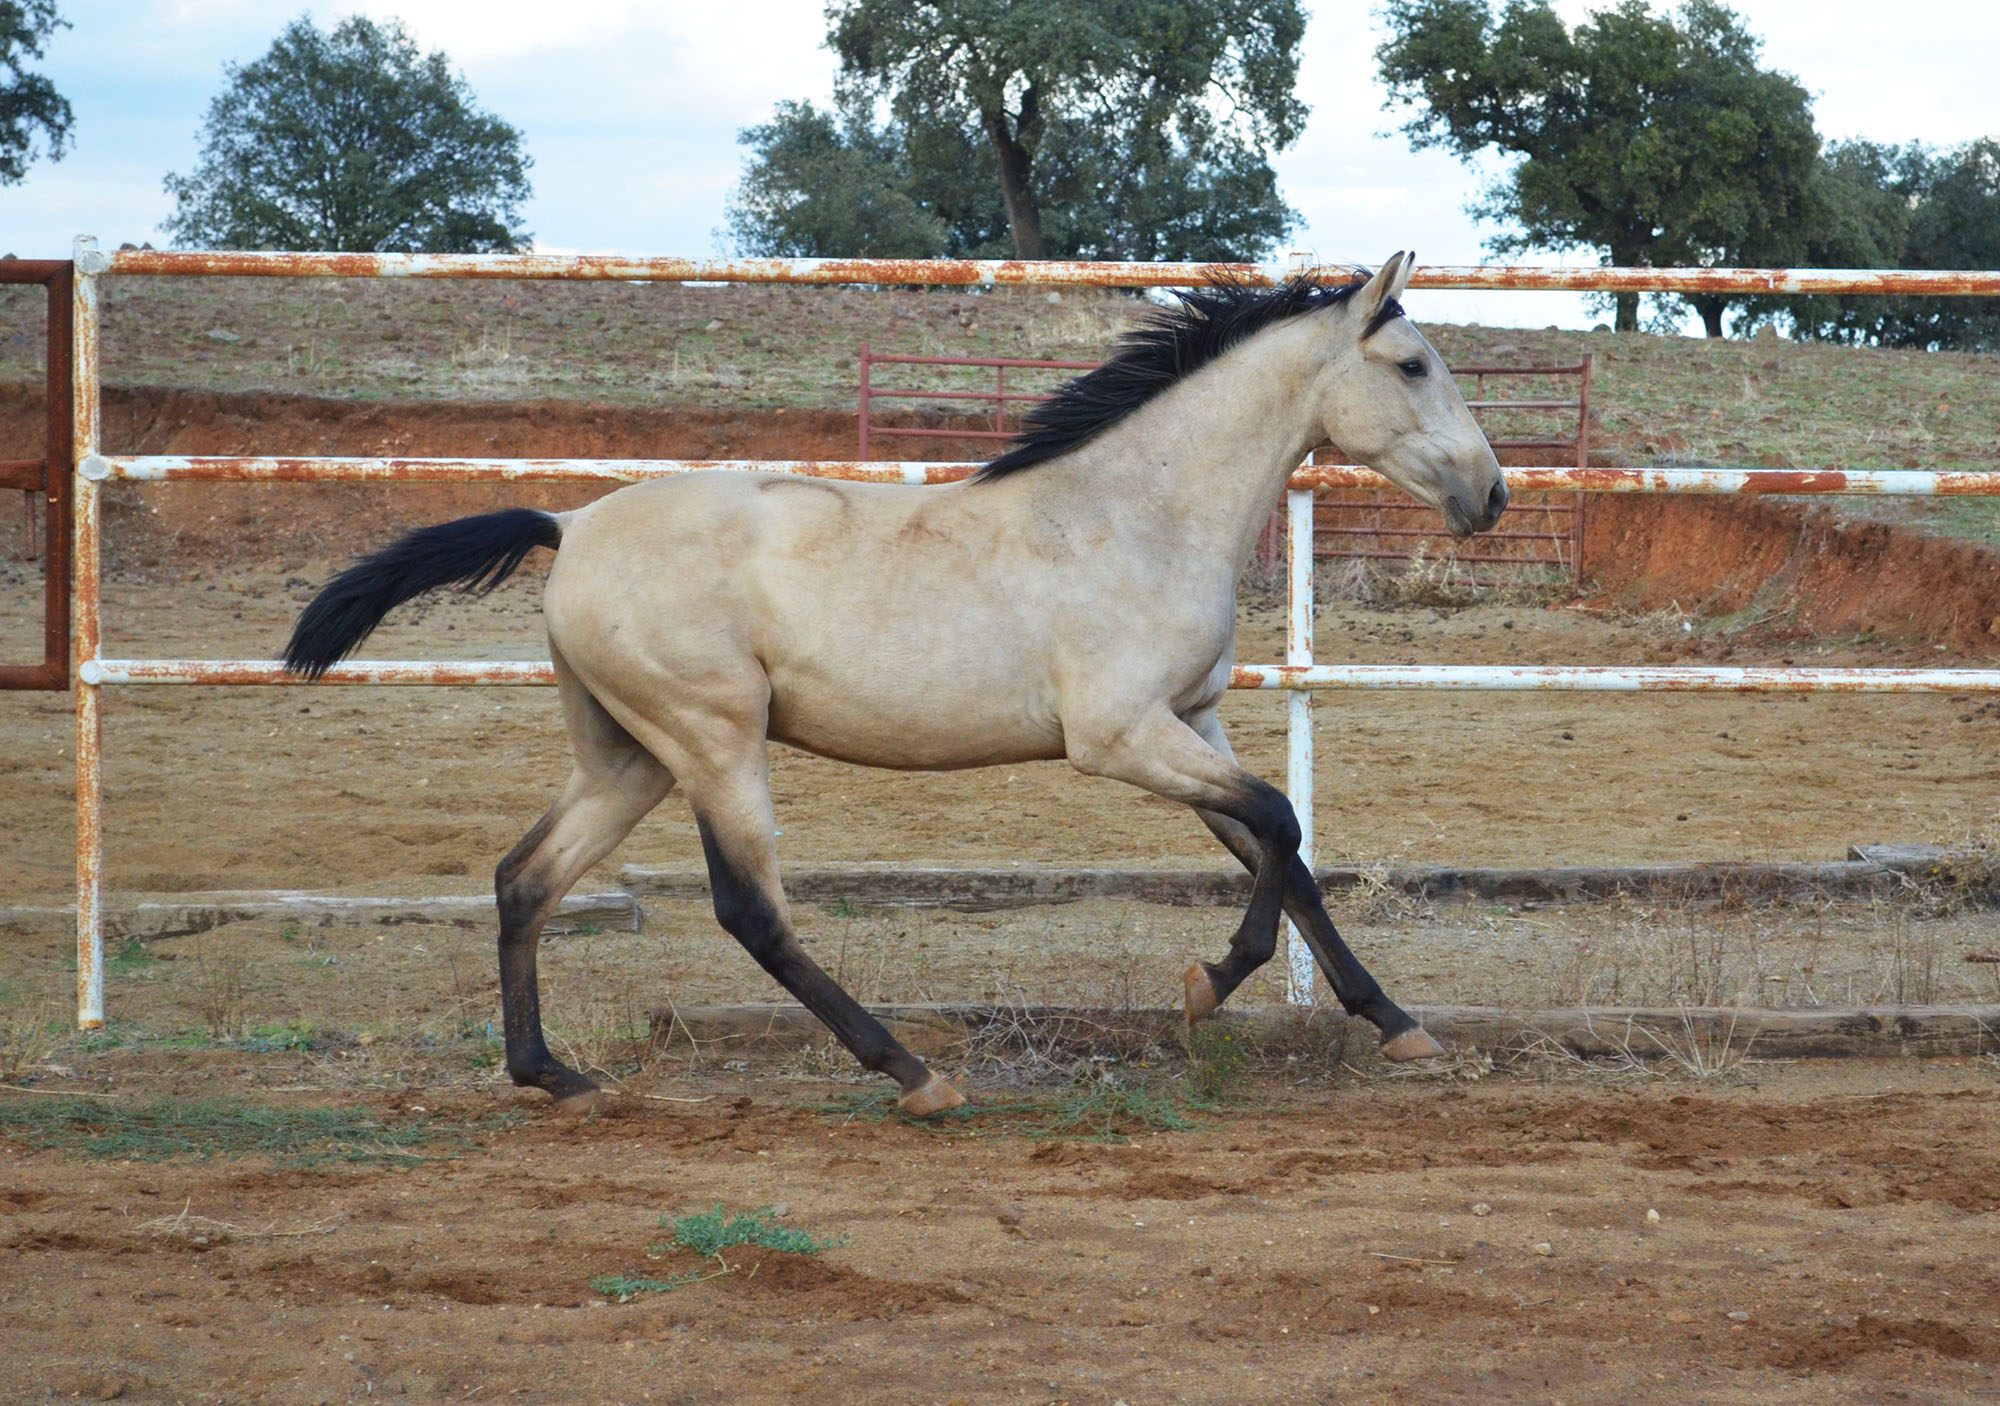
[{"x1": 2, "y1": 1057, "x2": 1996, "y2": 1404}]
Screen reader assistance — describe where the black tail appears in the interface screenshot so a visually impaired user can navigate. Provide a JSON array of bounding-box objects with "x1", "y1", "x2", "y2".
[{"x1": 283, "y1": 508, "x2": 562, "y2": 678}]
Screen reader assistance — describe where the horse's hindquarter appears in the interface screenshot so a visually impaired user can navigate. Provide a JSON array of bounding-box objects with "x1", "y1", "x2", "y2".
[{"x1": 548, "y1": 474, "x2": 1072, "y2": 769}]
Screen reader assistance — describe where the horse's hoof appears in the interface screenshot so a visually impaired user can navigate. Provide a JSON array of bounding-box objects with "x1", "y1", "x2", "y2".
[
  {"x1": 550, "y1": 1082, "x2": 608, "y2": 1116},
  {"x1": 1183, "y1": 963, "x2": 1221, "y2": 1023},
  {"x1": 898, "y1": 1073, "x2": 966, "y2": 1118},
  {"x1": 1380, "y1": 1026, "x2": 1447, "y2": 1062}
]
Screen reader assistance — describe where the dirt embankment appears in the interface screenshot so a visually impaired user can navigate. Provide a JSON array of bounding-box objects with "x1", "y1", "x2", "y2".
[
  {"x1": 8, "y1": 384, "x2": 2000, "y2": 652},
  {"x1": 1582, "y1": 494, "x2": 2000, "y2": 652}
]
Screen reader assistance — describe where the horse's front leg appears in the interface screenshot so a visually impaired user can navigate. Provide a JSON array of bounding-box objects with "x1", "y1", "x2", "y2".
[
  {"x1": 1182, "y1": 708, "x2": 1443, "y2": 1060},
  {"x1": 1067, "y1": 705, "x2": 1297, "y2": 1010}
]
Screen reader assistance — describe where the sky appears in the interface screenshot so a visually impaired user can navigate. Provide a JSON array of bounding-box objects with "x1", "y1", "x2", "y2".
[{"x1": 3, "y1": 0, "x2": 1996, "y2": 329}]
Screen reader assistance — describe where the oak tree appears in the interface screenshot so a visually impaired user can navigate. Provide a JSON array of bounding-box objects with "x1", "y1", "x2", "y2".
[
  {"x1": 0, "y1": 0, "x2": 72, "y2": 185},
  {"x1": 163, "y1": 15, "x2": 531, "y2": 253},
  {"x1": 1377, "y1": 0, "x2": 1818, "y2": 333}
]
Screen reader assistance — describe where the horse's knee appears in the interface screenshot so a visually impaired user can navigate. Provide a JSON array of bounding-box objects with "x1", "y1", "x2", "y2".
[{"x1": 1239, "y1": 782, "x2": 1300, "y2": 857}]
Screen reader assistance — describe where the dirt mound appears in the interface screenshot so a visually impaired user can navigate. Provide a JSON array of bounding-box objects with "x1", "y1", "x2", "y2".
[{"x1": 1583, "y1": 493, "x2": 2000, "y2": 653}]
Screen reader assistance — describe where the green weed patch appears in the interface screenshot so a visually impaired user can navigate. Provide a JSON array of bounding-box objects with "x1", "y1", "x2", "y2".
[
  {"x1": 592, "y1": 1205, "x2": 846, "y2": 1303},
  {"x1": 663, "y1": 1205, "x2": 846, "y2": 1259}
]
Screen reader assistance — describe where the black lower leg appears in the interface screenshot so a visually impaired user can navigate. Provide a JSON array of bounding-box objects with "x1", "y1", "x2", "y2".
[
  {"x1": 1194, "y1": 779, "x2": 1298, "y2": 1007},
  {"x1": 1200, "y1": 818, "x2": 1419, "y2": 1041},
  {"x1": 699, "y1": 822, "x2": 932, "y2": 1093},
  {"x1": 1277, "y1": 857, "x2": 1420, "y2": 1040},
  {"x1": 495, "y1": 820, "x2": 599, "y2": 1102}
]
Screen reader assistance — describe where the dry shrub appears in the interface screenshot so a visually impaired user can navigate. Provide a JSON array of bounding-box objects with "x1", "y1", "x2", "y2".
[{"x1": 189, "y1": 939, "x2": 250, "y2": 1042}]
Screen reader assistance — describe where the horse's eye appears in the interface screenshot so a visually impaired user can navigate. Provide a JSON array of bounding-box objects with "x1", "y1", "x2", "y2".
[{"x1": 1398, "y1": 358, "x2": 1427, "y2": 379}]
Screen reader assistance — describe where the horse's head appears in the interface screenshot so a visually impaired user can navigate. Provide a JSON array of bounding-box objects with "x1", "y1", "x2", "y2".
[{"x1": 1313, "y1": 252, "x2": 1507, "y2": 538}]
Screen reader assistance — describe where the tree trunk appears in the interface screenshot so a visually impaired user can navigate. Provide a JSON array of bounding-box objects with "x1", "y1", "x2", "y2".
[
  {"x1": 1692, "y1": 295, "x2": 1729, "y2": 338},
  {"x1": 1614, "y1": 292, "x2": 1640, "y2": 333},
  {"x1": 981, "y1": 87, "x2": 1044, "y2": 260}
]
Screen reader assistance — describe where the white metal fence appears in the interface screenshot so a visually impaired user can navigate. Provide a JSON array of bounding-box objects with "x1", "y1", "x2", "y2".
[{"x1": 66, "y1": 238, "x2": 2000, "y2": 1023}]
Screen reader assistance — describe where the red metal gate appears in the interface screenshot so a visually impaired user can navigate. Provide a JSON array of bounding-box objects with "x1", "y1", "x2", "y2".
[
  {"x1": 0, "y1": 258, "x2": 74, "y2": 691},
  {"x1": 857, "y1": 343, "x2": 1593, "y2": 583},
  {"x1": 857, "y1": 343, "x2": 1098, "y2": 460}
]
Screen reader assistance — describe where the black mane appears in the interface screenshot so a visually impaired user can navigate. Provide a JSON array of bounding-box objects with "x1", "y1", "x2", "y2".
[{"x1": 974, "y1": 274, "x2": 1379, "y2": 482}]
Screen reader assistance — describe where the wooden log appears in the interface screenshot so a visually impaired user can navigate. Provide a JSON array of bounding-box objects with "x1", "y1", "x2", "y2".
[
  {"x1": 646, "y1": 1001, "x2": 2000, "y2": 1061},
  {"x1": 618, "y1": 858, "x2": 1929, "y2": 911}
]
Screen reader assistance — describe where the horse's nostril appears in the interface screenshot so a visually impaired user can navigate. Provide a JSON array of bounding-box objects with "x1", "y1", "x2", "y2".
[{"x1": 1486, "y1": 480, "x2": 1509, "y2": 521}]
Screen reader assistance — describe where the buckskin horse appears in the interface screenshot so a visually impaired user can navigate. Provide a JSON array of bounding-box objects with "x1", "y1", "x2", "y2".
[{"x1": 284, "y1": 253, "x2": 1507, "y2": 1115}]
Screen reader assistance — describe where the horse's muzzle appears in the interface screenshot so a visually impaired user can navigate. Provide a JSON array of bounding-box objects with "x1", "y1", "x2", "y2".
[{"x1": 1445, "y1": 479, "x2": 1509, "y2": 537}]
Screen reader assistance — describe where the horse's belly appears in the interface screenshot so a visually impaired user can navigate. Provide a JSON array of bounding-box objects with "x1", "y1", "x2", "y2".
[{"x1": 767, "y1": 677, "x2": 1063, "y2": 771}]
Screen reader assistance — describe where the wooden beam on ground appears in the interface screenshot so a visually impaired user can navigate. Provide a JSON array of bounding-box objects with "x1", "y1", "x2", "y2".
[{"x1": 647, "y1": 1002, "x2": 2000, "y2": 1062}]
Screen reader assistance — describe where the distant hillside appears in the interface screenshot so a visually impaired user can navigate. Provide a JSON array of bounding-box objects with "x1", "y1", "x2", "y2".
[{"x1": 1, "y1": 275, "x2": 1995, "y2": 543}]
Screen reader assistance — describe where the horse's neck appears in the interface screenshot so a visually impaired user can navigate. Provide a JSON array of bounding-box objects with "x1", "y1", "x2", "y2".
[{"x1": 1034, "y1": 320, "x2": 1326, "y2": 570}]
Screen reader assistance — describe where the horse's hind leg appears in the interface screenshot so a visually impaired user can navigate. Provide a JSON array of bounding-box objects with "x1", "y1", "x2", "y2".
[
  {"x1": 496, "y1": 660, "x2": 676, "y2": 1108},
  {"x1": 1180, "y1": 709, "x2": 1442, "y2": 1061},
  {"x1": 673, "y1": 737, "x2": 963, "y2": 1116}
]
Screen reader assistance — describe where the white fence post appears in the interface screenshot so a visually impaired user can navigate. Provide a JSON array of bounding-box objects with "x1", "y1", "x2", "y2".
[
  {"x1": 1285, "y1": 485, "x2": 1315, "y2": 1005},
  {"x1": 72, "y1": 235, "x2": 104, "y2": 1029}
]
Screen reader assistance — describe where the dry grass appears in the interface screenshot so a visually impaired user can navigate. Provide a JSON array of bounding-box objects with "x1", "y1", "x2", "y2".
[
  {"x1": 187, "y1": 939, "x2": 250, "y2": 1043},
  {"x1": 540, "y1": 928, "x2": 657, "y2": 1086},
  {"x1": 136, "y1": 1199, "x2": 343, "y2": 1244},
  {"x1": 0, "y1": 986, "x2": 64, "y2": 1082},
  {"x1": 1503, "y1": 1010, "x2": 1759, "y2": 1083}
]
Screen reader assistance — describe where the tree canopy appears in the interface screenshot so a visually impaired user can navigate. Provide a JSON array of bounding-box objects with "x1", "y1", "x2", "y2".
[
  {"x1": 1742, "y1": 139, "x2": 2000, "y2": 352},
  {"x1": 727, "y1": 0, "x2": 1306, "y2": 263},
  {"x1": 163, "y1": 15, "x2": 531, "y2": 253},
  {"x1": 1376, "y1": 0, "x2": 1818, "y2": 333},
  {"x1": 0, "y1": 0, "x2": 71, "y2": 186}
]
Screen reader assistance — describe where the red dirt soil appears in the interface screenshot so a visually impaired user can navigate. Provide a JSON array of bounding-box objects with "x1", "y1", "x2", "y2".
[{"x1": 2, "y1": 1060, "x2": 1995, "y2": 1403}]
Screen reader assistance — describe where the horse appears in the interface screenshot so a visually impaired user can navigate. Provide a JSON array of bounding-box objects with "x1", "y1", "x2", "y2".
[{"x1": 284, "y1": 253, "x2": 1506, "y2": 1116}]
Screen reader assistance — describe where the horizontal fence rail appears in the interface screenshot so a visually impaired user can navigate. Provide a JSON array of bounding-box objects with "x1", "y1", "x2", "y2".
[
  {"x1": 64, "y1": 240, "x2": 2000, "y2": 1030},
  {"x1": 79, "y1": 660, "x2": 2000, "y2": 694},
  {"x1": 94, "y1": 247, "x2": 2000, "y2": 295},
  {"x1": 87, "y1": 454, "x2": 2000, "y2": 496}
]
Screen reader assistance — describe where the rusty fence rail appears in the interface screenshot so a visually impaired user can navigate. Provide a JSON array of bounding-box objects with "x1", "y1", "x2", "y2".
[{"x1": 64, "y1": 240, "x2": 2000, "y2": 1023}]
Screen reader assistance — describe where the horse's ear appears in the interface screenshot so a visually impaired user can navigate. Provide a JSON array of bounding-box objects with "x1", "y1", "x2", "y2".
[
  {"x1": 1387, "y1": 250, "x2": 1415, "y2": 301},
  {"x1": 1353, "y1": 252, "x2": 1408, "y2": 327}
]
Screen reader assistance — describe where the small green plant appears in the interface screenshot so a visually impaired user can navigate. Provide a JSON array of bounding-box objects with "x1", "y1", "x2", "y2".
[
  {"x1": 822, "y1": 896, "x2": 861, "y2": 918},
  {"x1": 590, "y1": 1270, "x2": 707, "y2": 1301},
  {"x1": 661, "y1": 1205, "x2": 846, "y2": 1260},
  {"x1": 1185, "y1": 1023, "x2": 1246, "y2": 1103},
  {"x1": 235, "y1": 1022, "x2": 316, "y2": 1053},
  {"x1": 107, "y1": 939, "x2": 160, "y2": 973},
  {"x1": 591, "y1": 1206, "x2": 845, "y2": 1302}
]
